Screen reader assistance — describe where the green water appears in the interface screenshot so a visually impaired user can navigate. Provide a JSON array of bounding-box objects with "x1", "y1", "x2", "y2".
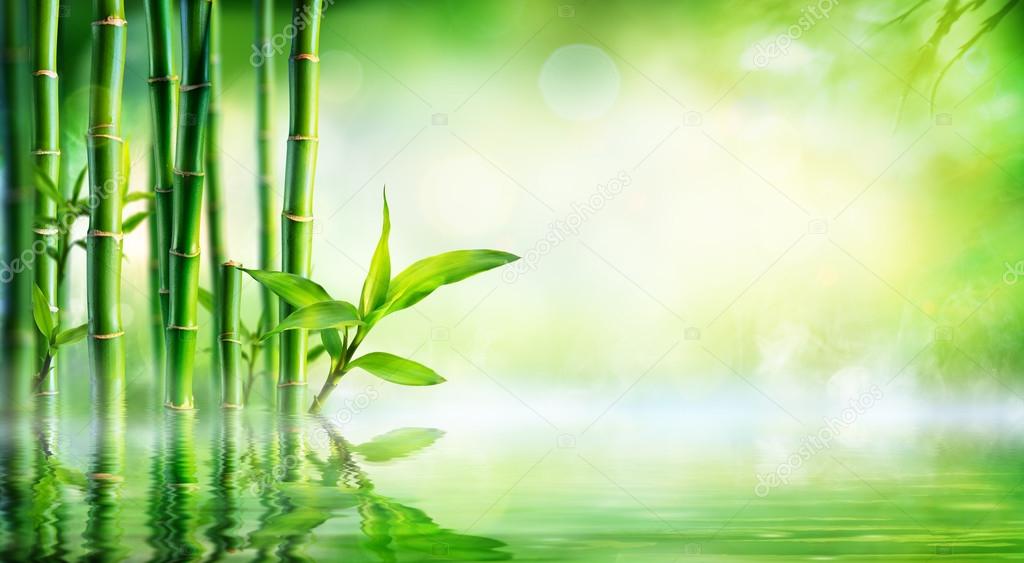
[{"x1": 1, "y1": 392, "x2": 1022, "y2": 562}]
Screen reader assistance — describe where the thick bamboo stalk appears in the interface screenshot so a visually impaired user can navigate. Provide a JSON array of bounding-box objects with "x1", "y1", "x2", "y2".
[
  {"x1": 0, "y1": 0, "x2": 36, "y2": 406},
  {"x1": 219, "y1": 261, "x2": 242, "y2": 408},
  {"x1": 86, "y1": 0, "x2": 127, "y2": 395},
  {"x1": 166, "y1": 0, "x2": 212, "y2": 409},
  {"x1": 143, "y1": 0, "x2": 177, "y2": 381},
  {"x1": 280, "y1": 0, "x2": 323, "y2": 413},
  {"x1": 255, "y1": 0, "x2": 279, "y2": 402},
  {"x1": 31, "y1": 0, "x2": 60, "y2": 395},
  {"x1": 205, "y1": 0, "x2": 224, "y2": 384}
]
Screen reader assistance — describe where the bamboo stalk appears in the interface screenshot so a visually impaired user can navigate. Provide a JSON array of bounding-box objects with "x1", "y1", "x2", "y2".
[
  {"x1": 166, "y1": 0, "x2": 212, "y2": 409},
  {"x1": 143, "y1": 0, "x2": 177, "y2": 382},
  {"x1": 280, "y1": 0, "x2": 323, "y2": 413},
  {"x1": 54, "y1": 0, "x2": 75, "y2": 386},
  {"x1": 31, "y1": 0, "x2": 60, "y2": 395},
  {"x1": 219, "y1": 261, "x2": 242, "y2": 408},
  {"x1": 205, "y1": 0, "x2": 224, "y2": 382},
  {"x1": 0, "y1": 0, "x2": 36, "y2": 406},
  {"x1": 255, "y1": 0, "x2": 279, "y2": 402},
  {"x1": 86, "y1": 0, "x2": 127, "y2": 395},
  {"x1": 147, "y1": 155, "x2": 166, "y2": 385}
]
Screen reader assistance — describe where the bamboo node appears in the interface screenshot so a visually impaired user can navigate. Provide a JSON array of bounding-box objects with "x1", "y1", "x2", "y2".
[
  {"x1": 92, "y1": 17, "x2": 127, "y2": 27},
  {"x1": 223, "y1": 260, "x2": 242, "y2": 267},
  {"x1": 86, "y1": 133, "x2": 124, "y2": 143},
  {"x1": 33, "y1": 69, "x2": 57, "y2": 78},
  {"x1": 169, "y1": 248, "x2": 200, "y2": 258},
  {"x1": 164, "y1": 401, "x2": 195, "y2": 411},
  {"x1": 158, "y1": 288, "x2": 170, "y2": 295},
  {"x1": 173, "y1": 168, "x2": 205, "y2": 177},
  {"x1": 89, "y1": 229, "x2": 122, "y2": 240},
  {"x1": 34, "y1": 391, "x2": 59, "y2": 397},
  {"x1": 283, "y1": 212, "x2": 313, "y2": 223},
  {"x1": 168, "y1": 324, "x2": 199, "y2": 331},
  {"x1": 33, "y1": 227, "x2": 59, "y2": 236},
  {"x1": 222, "y1": 403, "x2": 243, "y2": 409},
  {"x1": 278, "y1": 381, "x2": 309, "y2": 387},
  {"x1": 220, "y1": 338, "x2": 242, "y2": 344},
  {"x1": 88, "y1": 472, "x2": 124, "y2": 482},
  {"x1": 32, "y1": 149, "x2": 61, "y2": 155},
  {"x1": 293, "y1": 53, "x2": 320, "y2": 62},
  {"x1": 92, "y1": 331, "x2": 124, "y2": 340},
  {"x1": 154, "y1": 186, "x2": 173, "y2": 193},
  {"x1": 148, "y1": 74, "x2": 179, "y2": 83},
  {"x1": 180, "y1": 82, "x2": 211, "y2": 92},
  {"x1": 288, "y1": 135, "x2": 319, "y2": 142}
]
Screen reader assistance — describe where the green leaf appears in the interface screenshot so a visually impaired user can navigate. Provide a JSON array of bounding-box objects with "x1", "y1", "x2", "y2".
[
  {"x1": 124, "y1": 191, "x2": 155, "y2": 203},
  {"x1": 122, "y1": 210, "x2": 151, "y2": 233},
  {"x1": 71, "y1": 165, "x2": 88, "y2": 204},
  {"x1": 31, "y1": 284, "x2": 54, "y2": 340},
  {"x1": 372, "y1": 250, "x2": 519, "y2": 322},
  {"x1": 307, "y1": 344, "x2": 327, "y2": 363},
  {"x1": 54, "y1": 324, "x2": 88, "y2": 347},
  {"x1": 321, "y1": 328, "x2": 343, "y2": 369},
  {"x1": 242, "y1": 269, "x2": 332, "y2": 308},
  {"x1": 353, "y1": 428, "x2": 445, "y2": 462},
  {"x1": 198, "y1": 287, "x2": 214, "y2": 313},
  {"x1": 359, "y1": 191, "x2": 391, "y2": 316},
  {"x1": 34, "y1": 169, "x2": 65, "y2": 207},
  {"x1": 347, "y1": 352, "x2": 446, "y2": 386},
  {"x1": 262, "y1": 301, "x2": 362, "y2": 340}
]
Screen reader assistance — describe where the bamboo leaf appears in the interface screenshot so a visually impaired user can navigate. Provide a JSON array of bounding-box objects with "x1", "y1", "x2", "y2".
[
  {"x1": 54, "y1": 324, "x2": 88, "y2": 347},
  {"x1": 353, "y1": 428, "x2": 445, "y2": 462},
  {"x1": 198, "y1": 287, "x2": 214, "y2": 313},
  {"x1": 32, "y1": 284, "x2": 54, "y2": 340},
  {"x1": 321, "y1": 328, "x2": 343, "y2": 369},
  {"x1": 242, "y1": 268, "x2": 332, "y2": 308},
  {"x1": 71, "y1": 165, "x2": 87, "y2": 204},
  {"x1": 347, "y1": 352, "x2": 446, "y2": 386},
  {"x1": 261, "y1": 301, "x2": 362, "y2": 340},
  {"x1": 371, "y1": 250, "x2": 519, "y2": 322},
  {"x1": 307, "y1": 344, "x2": 327, "y2": 362},
  {"x1": 122, "y1": 210, "x2": 151, "y2": 233},
  {"x1": 34, "y1": 169, "x2": 66, "y2": 207},
  {"x1": 359, "y1": 190, "x2": 391, "y2": 316}
]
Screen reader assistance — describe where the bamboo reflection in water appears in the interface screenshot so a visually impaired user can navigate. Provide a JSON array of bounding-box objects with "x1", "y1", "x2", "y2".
[
  {"x1": 163, "y1": 410, "x2": 201, "y2": 561},
  {"x1": 32, "y1": 394, "x2": 68, "y2": 560},
  {"x1": 204, "y1": 408, "x2": 243, "y2": 558},
  {"x1": 83, "y1": 380, "x2": 126, "y2": 562},
  {"x1": 0, "y1": 413, "x2": 34, "y2": 561}
]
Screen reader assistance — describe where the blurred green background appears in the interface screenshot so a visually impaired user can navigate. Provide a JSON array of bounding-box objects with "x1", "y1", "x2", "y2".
[{"x1": 49, "y1": 0, "x2": 1024, "y2": 419}]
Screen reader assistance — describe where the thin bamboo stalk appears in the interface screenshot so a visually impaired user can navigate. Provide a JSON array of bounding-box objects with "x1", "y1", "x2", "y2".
[
  {"x1": 205, "y1": 0, "x2": 224, "y2": 384},
  {"x1": 254, "y1": 0, "x2": 279, "y2": 402},
  {"x1": 143, "y1": 0, "x2": 177, "y2": 381},
  {"x1": 166, "y1": 0, "x2": 212, "y2": 409},
  {"x1": 280, "y1": 0, "x2": 323, "y2": 413},
  {"x1": 0, "y1": 0, "x2": 36, "y2": 406},
  {"x1": 31, "y1": 0, "x2": 61, "y2": 395},
  {"x1": 86, "y1": 0, "x2": 127, "y2": 395},
  {"x1": 147, "y1": 156, "x2": 166, "y2": 385},
  {"x1": 54, "y1": 0, "x2": 75, "y2": 386},
  {"x1": 219, "y1": 261, "x2": 242, "y2": 408}
]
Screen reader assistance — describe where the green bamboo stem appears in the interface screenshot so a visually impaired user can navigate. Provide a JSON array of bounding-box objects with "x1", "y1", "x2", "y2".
[
  {"x1": 166, "y1": 0, "x2": 212, "y2": 409},
  {"x1": 205, "y1": 0, "x2": 224, "y2": 381},
  {"x1": 31, "y1": 0, "x2": 60, "y2": 395},
  {"x1": 147, "y1": 155, "x2": 166, "y2": 387},
  {"x1": 255, "y1": 0, "x2": 279, "y2": 402},
  {"x1": 54, "y1": 0, "x2": 75, "y2": 386},
  {"x1": 86, "y1": 0, "x2": 127, "y2": 394},
  {"x1": 219, "y1": 261, "x2": 242, "y2": 408},
  {"x1": 280, "y1": 0, "x2": 323, "y2": 413},
  {"x1": 143, "y1": 0, "x2": 177, "y2": 381},
  {"x1": 0, "y1": 0, "x2": 36, "y2": 407}
]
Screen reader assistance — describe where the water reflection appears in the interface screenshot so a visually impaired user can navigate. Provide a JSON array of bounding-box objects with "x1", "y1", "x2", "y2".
[{"x1": 0, "y1": 407, "x2": 511, "y2": 561}]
